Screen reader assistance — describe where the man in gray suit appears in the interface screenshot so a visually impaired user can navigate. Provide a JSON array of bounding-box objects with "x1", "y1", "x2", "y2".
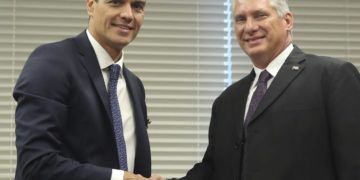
[{"x1": 175, "y1": 0, "x2": 360, "y2": 179}]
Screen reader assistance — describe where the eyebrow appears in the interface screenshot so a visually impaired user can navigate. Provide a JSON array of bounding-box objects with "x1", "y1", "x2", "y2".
[
  {"x1": 133, "y1": 0, "x2": 146, "y2": 7},
  {"x1": 134, "y1": 0, "x2": 146, "y2": 3},
  {"x1": 234, "y1": 9, "x2": 268, "y2": 16}
]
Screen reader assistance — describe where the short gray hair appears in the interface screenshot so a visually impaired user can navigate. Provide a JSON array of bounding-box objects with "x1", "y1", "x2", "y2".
[
  {"x1": 233, "y1": 0, "x2": 291, "y2": 17},
  {"x1": 269, "y1": 0, "x2": 290, "y2": 17}
]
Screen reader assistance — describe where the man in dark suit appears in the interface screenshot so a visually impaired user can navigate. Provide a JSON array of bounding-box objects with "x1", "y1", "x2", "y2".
[
  {"x1": 176, "y1": 0, "x2": 360, "y2": 179},
  {"x1": 13, "y1": 0, "x2": 161, "y2": 180}
]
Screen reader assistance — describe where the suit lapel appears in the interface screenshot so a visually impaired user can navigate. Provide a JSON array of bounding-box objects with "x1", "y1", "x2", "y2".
[
  {"x1": 123, "y1": 66, "x2": 151, "y2": 174},
  {"x1": 248, "y1": 46, "x2": 306, "y2": 125},
  {"x1": 232, "y1": 71, "x2": 255, "y2": 138},
  {"x1": 123, "y1": 66, "x2": 145, "y2": 125},
  {"x1": 75, "y1": 31, "x2": 112, "y2": 120}
]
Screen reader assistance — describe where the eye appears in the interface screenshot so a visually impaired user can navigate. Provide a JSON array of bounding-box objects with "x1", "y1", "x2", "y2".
[
  {"x1": 234, "y1": 15, "x2": 246, "y2": 24},
  {"x1": 132, "y1": 1, "x2": 145, "y2": 12},
  {"x1": 107, "y1": 0, "x2": 123, "y2": 6},
  {"x1": 255, "y1": 11, "x2": 268, "y2": 20}
]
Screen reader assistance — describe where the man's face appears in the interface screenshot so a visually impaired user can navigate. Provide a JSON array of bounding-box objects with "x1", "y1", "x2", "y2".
[
  {"x1": 233, "y1": 0, "x2": 293, "y2": 67},
  {"x1": 87, "y1": 0, "x2": 145, "y2": 59}
]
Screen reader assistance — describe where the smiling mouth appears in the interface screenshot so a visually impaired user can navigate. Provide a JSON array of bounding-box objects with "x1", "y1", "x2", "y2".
[
  {"x1": 245, "y1": 36, "x2": 264, "y2": 43},
  {"x1": 243, "y1": 36, "x2": 265, "y2": 46},
  {"x1": 112, "y1": 23, "x2": 133, "y2": 31}
]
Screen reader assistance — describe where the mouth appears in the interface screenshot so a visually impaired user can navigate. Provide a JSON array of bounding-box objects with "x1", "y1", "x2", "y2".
[
  {"x1": 243, "y1": 36, "x2": 265, "y2": 46},
  {"x1": 112, "y1": 23, "x2": 134, "y2": 31},
  {"x1": 245, "y1": 36, "x2": 264, "y2": 43}
]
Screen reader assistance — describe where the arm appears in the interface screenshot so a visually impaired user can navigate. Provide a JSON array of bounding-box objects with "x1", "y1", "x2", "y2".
[
  {"x1": 327, "y1": 62, "x2": 360, "y2": 179},
  {"x1": 13, "y1": 45, "x2": 111, "y2": 180},
  {"x1": 176, "y1": 100, "x2": 220, "y2": 180}
]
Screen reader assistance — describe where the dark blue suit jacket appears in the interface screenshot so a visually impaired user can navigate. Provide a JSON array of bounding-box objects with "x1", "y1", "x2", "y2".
[{"x1": 13, "y1": 31, "x2": 151, "y2": 180}]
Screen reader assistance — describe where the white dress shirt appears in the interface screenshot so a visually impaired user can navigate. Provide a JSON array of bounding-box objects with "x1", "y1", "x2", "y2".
[
  {"x1": 244, "y1": 44, "x2": 294, "y2": 121},
  {"x1": 86, "y1": 30, "x2": 137, "y2": 180}
]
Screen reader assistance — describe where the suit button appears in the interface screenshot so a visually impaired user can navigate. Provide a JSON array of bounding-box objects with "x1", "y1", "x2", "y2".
[
  {"x1": 241, "y1": 140, "x2": 245, "y2": 145},
  {"x1": 234, "y1": 144, "x2": 239, "y2": 149}
]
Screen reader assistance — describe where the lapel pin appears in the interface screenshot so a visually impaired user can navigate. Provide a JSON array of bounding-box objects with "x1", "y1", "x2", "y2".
[{"x1": 291, "y1": 66, "x2": 299, "y2": 71}]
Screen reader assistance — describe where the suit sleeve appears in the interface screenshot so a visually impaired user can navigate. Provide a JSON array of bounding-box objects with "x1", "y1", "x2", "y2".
[
  {"x1": 327, "y1": 62, "x2": 360, "y2": 179},
  {"x1": 13, "y1": 45, "x2": 112, "y2": 180},
  {"x1": 176, "y1": 100, "x2": 219, "y2": 180}
]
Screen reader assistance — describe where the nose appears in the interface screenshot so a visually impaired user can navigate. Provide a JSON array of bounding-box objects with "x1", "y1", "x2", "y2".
[
  {"x1": 244, "y1": 18, "x2": 259, "y2": 34},
  {"x1": 119, "y1": 3, "x2": 133, "y2": 22}
]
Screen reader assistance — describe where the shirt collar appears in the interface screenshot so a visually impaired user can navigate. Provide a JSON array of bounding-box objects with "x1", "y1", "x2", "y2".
[
  {"x1": 253, "y1": 43, "x2": 294, "y2": 77},
  {"x1": 86, "y1": 29, "x2": 124, "y2": 74}
]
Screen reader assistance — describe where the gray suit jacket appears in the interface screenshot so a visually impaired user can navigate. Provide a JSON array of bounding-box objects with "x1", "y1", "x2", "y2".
[{"x1": 180, "y1": 46, "x2": 360, "y2": 180}]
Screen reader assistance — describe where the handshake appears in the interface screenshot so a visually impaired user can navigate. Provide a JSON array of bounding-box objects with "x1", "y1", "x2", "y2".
[{"x1": 125, "y1": 172, "x2": 169, "y2": 180}]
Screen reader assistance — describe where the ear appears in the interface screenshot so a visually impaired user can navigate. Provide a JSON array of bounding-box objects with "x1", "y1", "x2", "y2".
[
  {"x1": 283, "y1": 12, "x2": 294, "y2": 31},
  {"x1": 86, "y1": 0, "x2": 95, "y2": 17}
]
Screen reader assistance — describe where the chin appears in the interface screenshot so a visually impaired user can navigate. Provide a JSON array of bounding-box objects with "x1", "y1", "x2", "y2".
[
  {"x1": 246, "y1": 43, "x2": 266, "y2": 53},
  {"x1": 113, "y1": 36, "x2": 132, "y2": 45},
  {"x1": 244, "y1": 48, "x2": 261, "y2": 56}
]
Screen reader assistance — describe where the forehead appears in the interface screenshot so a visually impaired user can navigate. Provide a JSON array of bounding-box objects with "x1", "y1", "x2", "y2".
[{"x1": 234, "y1": 0, "x2": 274, "y2": 14}]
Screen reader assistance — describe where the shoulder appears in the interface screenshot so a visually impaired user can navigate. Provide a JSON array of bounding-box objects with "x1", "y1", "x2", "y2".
[
  {"x1": 22, "y1": 36, "x2": 79, "y2": 78},
  {"x1": 291, "y1": 45, "x2": 352, "y2": 70},
  {"x1": 30, "y1": 36, "x2": 77, "y2": 62},
  {"x1": 213, "y1": 74, "x2": 251, "y2": 105},
  {"x1": 302, "y1": 51, "x2": 360, "y2": 88},
  {"x1": 15, "y1": 36, "x2": 80, "y2": 97},
  {"x1": 304, "y1": 53, "x2": 359, "y2": 77},
  {"x1": 304, "y1": 52, "x2": 350, "y2": 69}
]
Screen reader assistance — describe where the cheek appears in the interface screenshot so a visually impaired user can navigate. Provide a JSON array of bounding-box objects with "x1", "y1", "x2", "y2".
[
  {"x1": 135, "y1": 16, "x2": 144, "y2": 27},
  {"x1": 268, "y1": 23, "x2": 285, "y2": 36},
  {"x1": 94, "y1": 11, "x2": 106, "y2": 24},
  {"x1": 234, "y1": 27, "x2": 243, "y2": 39}
]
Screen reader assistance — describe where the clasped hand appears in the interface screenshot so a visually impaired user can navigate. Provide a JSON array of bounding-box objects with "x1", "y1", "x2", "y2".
[{"x1": 124, "y1": 172, "x2": 165, "y2": 180}]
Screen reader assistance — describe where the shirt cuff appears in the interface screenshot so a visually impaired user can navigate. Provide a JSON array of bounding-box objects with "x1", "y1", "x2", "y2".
[{"x1": 111, "y1": 169, "x2": 124, "y2": 180}]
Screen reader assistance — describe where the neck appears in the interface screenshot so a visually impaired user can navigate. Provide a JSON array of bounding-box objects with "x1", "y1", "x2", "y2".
[{"x1": 252, "y1": 39, "x2": 292, "y2": 69}]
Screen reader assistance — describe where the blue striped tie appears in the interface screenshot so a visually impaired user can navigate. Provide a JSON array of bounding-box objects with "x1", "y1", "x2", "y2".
[{"x1": 108, "y1": 64, "x2": 128, "y2": 171}]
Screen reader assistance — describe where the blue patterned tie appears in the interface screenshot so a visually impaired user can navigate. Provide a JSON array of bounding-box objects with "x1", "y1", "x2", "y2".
[
  {"x1": 108, "y1": 64, "x2": 128, "y2": 171},
  {"x1": 244, "y1": 70, "x2": 272, "y2": 127}
]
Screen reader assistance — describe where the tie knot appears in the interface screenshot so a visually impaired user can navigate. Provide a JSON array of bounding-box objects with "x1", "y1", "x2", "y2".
[
  {"x1": 258, "y1": 70, "x2": 272, "y2": 84},
  {"x1": 109, "y1": 64, "x2": 121, "y2": 80}
]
